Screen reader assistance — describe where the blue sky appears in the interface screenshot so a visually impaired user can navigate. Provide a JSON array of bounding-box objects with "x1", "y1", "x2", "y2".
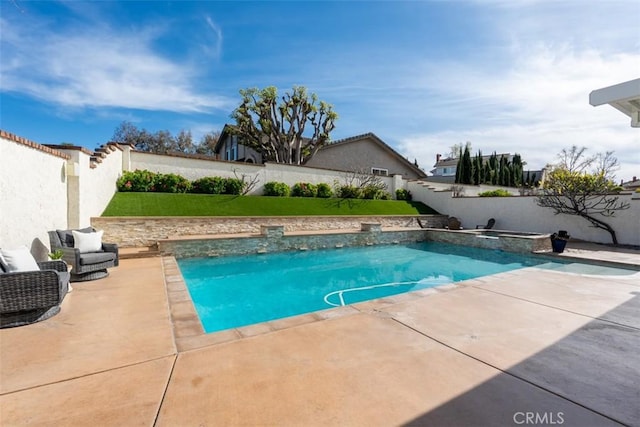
[{"x1": 1, "y1": 1, "x2": 639, "y2": 180}]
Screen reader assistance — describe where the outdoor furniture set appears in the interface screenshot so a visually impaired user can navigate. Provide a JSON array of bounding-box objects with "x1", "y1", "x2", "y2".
[{"x1": 0, "y1": 228, "x2": 118, "y2": 328}]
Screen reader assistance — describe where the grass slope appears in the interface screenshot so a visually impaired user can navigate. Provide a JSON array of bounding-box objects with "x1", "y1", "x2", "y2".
[{"x1": 102, "y1": 193, "x2": 439, "y2": 217}]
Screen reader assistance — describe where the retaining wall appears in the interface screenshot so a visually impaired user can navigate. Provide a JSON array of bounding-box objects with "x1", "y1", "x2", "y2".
[{"x1": 91, "y1": 215, "x2": 448, "y2": 247}]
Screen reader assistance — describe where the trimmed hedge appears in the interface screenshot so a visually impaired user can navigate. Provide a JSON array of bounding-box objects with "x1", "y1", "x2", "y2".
[
  {"x1": 478, "y1": 189, "x2": 512, "y2": 197},
  {"x1": 191, "y1": 176, "x2": 226, "y2": 194},
  {"x1": 117, "y1": 170, "x2": 245, "y2": 195},
  {"x1": 291, "y1": 182, "x2": 318, "y2": 197},
  {"x1": 336, "y1": 185, "x2": 362, "y2": 199},
  {"x1": 316, "y1": 183, "x2": 332, "y2": 198},
  {"x1": 263, "y1": 181, "x2": 290, "y2": 197},
  {"x1": 117, "y1": 170, "x2": 190, "y2": 193},
  {"x1": 395, "y1": 189, "x2": 412, "y2": 201}
]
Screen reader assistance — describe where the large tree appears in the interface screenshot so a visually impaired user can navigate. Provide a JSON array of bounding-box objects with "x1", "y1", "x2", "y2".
[
  {"x1": 536, "y1": 146, "x2": 629, "y2": 245},
  {"x1": 230, "y1": 86, "x2": 338, "y2": 165}
]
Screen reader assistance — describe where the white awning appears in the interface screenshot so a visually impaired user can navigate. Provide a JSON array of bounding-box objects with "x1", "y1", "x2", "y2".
[{"x1": 589, "y1": 78, "x2": 640, "y2": 128}]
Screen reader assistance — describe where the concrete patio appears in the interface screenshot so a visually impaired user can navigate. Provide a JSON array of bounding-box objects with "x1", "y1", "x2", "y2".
[{"x1": 1, "y1": 245, "x2": 639, "y2": 426}]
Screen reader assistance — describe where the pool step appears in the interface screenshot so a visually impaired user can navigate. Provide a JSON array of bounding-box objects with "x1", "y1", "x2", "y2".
[{"x1": 119, "y1": 245, "x2": 162, "y2": 259}]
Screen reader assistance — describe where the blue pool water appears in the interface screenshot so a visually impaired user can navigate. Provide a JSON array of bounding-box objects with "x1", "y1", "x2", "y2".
[{"x1": 177, "y1": 242, "x2": 635, "y2": 333}]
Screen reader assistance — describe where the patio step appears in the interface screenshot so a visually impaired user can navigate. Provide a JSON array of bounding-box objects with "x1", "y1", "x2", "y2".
[{"x1": 119, "y1": 246, "x2": 162, "y2": 259}]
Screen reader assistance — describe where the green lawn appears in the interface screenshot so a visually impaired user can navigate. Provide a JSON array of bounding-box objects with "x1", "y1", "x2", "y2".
[{"x1": 102, "y1": 193, "x2": 439, "y2": 216}]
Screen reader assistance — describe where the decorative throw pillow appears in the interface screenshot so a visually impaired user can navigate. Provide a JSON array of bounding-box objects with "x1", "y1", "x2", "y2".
[
  {"x1": 73, "y1": 230, "x2": 103, "y2": 253},
  {"x1": 0, "y1": 246, "x2": 40, "y2": 272}
]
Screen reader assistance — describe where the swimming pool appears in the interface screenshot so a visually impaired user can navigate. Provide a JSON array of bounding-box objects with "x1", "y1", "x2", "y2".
[{"x1": 177, "y1": 242, "x2": 638, "y2": 334}]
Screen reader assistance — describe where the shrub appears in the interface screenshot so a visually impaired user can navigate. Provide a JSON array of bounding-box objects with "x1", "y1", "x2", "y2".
[
  {"x1": 191, "y1": 176, "x2": 226, "y2": 194},
  {"x1": 337, "y1": 185, "x2": 362, "y2": 199},
  {"x1": 263, "y1": 181, "x2": 290, "y2": 196},
  {"x1": 478, "y1": 189, "x2": 512, "y2": 197},
  {"x1": 362, "y1": 185, "x2": 386, "y2": 200},
  {"x1": 223, "y1": 178, "x2": 246, "y2": 195},
  {"x1": 291, "y1": 182, "x2": 318, "y2": 197},
  {"x1": 154, "y1": 173, "x2": 191, "y2": 193},
  {"x1": 395, "y1": 189, "x2": 412, "y2": 201},
  {"x1": 117, "y1": 170, "x2": 156, "y2": 192},
  {"x1": 316, "y1": 183, "x2": 332, "y2": 198}
]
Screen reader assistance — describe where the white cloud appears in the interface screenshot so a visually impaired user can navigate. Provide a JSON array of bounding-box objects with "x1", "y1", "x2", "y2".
[
  {"x1": 203, "y1": 16, "x2": 223, "y2": 59},
  {"x1": 0, "y1": 16, "x2": 233, "y2": 113}
]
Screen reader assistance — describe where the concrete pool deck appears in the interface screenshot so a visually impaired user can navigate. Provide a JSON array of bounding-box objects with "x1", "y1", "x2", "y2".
[{"x1": 1, "y1": 244, "x2": 639, "y2": 426}]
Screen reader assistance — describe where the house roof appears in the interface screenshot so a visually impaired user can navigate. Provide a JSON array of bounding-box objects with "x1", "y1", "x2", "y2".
[
  {"x1": 621, "y1": 177, "x2": 640, "y2": 189},
  {"x1": 214, "y1": 124, "x2": 238, "y2": 153},
  {"x1": 321, "y1": 132, "x2": 426, "y2": 178},
  {"x1": 590, "y1": 78, "x2": 640, "y2": 128}
]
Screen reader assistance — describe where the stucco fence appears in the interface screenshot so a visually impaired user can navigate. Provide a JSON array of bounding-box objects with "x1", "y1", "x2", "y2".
[
  {"x1": 91, "y1": 215, "x2": 448, "y2": 248},
  {"x1": 408, "y1": 181, "x2": 640, "y2": 246}
]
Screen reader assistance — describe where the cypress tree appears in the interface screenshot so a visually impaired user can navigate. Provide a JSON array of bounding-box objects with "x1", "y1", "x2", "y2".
[
  {"x1": 498, "y1": 155, "x2": 506, "y2": 186},
  {"x1": 473, "y1": 150, "x2": 483, "y2": 185},
  {"x1": 461, "y1": 145, "x2": 473, "y2": 184},
  {"x1": 511, "y1": 154, "x2": 523, "y2": 187},
  {"x1": 455, "y1": 156, "x2": 462, "y2": 183},
  {"x1": 489, "y1": 152, "x2": 498, "y2": 185}
]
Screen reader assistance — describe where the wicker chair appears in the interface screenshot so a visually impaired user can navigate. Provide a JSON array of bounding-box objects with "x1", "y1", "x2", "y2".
[
  {"x1": 0, "y1": 260, "x2": 70, "y2": 328},
  {"x1": 48, "y1": 228, "x2": 119, "y2": 282}
]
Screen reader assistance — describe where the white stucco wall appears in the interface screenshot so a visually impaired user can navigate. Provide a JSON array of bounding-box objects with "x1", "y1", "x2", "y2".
[
  {"x1": 409, "y1": 181, "x2": 640, "y2": 245},
  {"x1": 0, "y1": 135, "x2": 68, "y2": 254},
  {"x1": 130, "y1": 153, "x2": 395, "y2": 195},
  {"x1": 59, "y1": 147, "x2": 123, "y2": 228},
  {"x1": 130, "y1": 151, "x2": 265, "y2": 181}
]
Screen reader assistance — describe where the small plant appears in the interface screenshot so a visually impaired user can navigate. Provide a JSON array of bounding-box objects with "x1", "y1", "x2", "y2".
[
  {"x1": 191, "y1": 176, "x2": 226, "y2": 194},
  {"x1": 154, "y1": 173, "x2": 191, "y2": 193},
  {"x1": 291, "y1": 182, "x2": 318, "y2": 197},
  {"x1": 362, "y1": 185, "x2": 386, "y2": 200},
  {"x1": 117, "y1": 169, "x2": 156, "y2": 192},
  {"x1": 450, "y1": 184, "x2": 465, "y2": 198},
  {"x1": 478, "y1": 189, "x2": 512, "y2": 197},
  {"x1": 316, "y1": 183, "x2": 332, "y2": 198},
  {"x1": 223, "y1": 178, "x2": 246, "y2": 195},
  {"x1": 263, "y1": 181, "x2": 290, "y2": 196},
  {"x1": 337, "y1": 185, "x2": 362, "y2": 199},
  {"x1": 49, "y1": 249, "x2": 64, "y2": 260},
  {"x1": 395, "y1": 189, "x2": 412, "y2": 201}
]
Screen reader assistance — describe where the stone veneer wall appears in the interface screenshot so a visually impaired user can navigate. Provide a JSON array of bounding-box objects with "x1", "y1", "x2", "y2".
[
  {"x1": 91, "y1": 215, "x2": 449, "y2": 247},
  {"x1": 159, "y1": 225, "x2": 430, "y2": 258},
  {"x1": 425, "y1": 229, "x2": 552, "y2": 253}
]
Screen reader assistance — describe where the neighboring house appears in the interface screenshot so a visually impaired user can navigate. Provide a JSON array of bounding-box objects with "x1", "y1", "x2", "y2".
[
  {"x1": 214, "y1": 124, "x2": 263, "y2": 164},
  {"x1": 621, "y1": 176, "x2": 640, "y2": 191},
  {"x1": 215, "y1": 127, "x2": 426, "y2": 179},
  {"x1": 304, "y1": 133, "x2": 426, "y2": 179},
  {"x1": 429, "y1": 154, "x2": 458, "y2": 178}
]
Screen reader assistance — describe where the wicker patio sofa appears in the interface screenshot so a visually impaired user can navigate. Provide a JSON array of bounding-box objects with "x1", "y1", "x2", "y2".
[
  {"x1": 48, "y1": 228, "x2": 119, "y2": 282},
  {"x1": 0, "y1": 260, "x2": 70, "y2": 328}
]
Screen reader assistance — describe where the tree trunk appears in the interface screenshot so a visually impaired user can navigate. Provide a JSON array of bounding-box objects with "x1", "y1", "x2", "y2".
[{"x1": 581, "y1": 213, "x2": 618, "y2": 245}]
